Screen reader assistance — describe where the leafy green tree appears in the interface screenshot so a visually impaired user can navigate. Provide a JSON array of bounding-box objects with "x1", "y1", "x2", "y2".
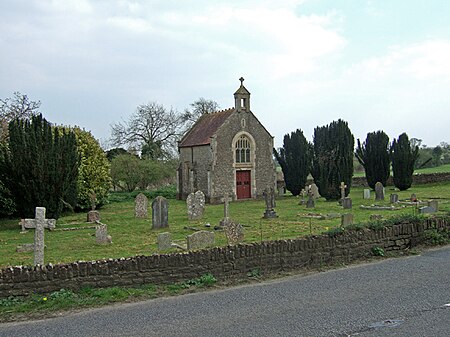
[
  {"x1": 355, "y1": 131, "x2": 390, "y2": 189},
  {"x1": 105, "y1": 147, "x2": 128, "y2": 161},
  {"x1": 71, "y1": 128, "x2": 111, "y2": 210},
  {"x1": 110, "y1": 154, "x2": 141, "y2": 192},
  {"x1": 390, "y1": 133, "x2": 419, "y2": 191},
  {"x1": 432, "y1": 146, "x2": 443, "y2": 166},
  {"x1": 311, "y1": 119, "x2": 354, "y2": 200},
  {"x1": 273, "y1": 129, "x2": 312, "y2": 196},
  {"x1": 1, "y1": 114, "x2": 78, "y2": 218}
]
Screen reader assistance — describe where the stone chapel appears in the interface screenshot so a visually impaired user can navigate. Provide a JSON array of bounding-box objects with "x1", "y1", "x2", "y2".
[{"x1": 177, "y1": 78, "x2": 276, "y2": 203}]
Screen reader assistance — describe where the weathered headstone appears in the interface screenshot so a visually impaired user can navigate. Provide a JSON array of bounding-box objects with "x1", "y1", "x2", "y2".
[
  {"x1": 309, "y1": 183, "x2": 320, "y2": 199},
  {"x1": 306, "y1": 195, "x2": 315, "y2": 208},
  {"x1": 157, "y1": 232, "x2": 172, "y2": 251},
  {"x1": 342, "y1": 197, "x2": 352, "y2": 209},
  {"x1": 186, "y1": 230, "x2": 215, "y2": 250},
  {"x1": 341, "y1": 213, "x2": 353, "y2": 226},
  {"x1": 96, "y1": 224, "x2": 112, "y2": 244},
  {"x1": 224, "y1": 222, "x2": 244, "y2": 245},
  {"x1": 390, "y1": 194, "x2": 399, "y2": 204},
  {"x1": 262, "y1": 187, "x2": 278, "y2": 218},
  {"x1": 134, "y1": 193, "x2": 148, "y2": 218},
  {"x1": 23, "y1": 207, "x2": 56, "y2": 266},
  {"x1": 428, "y1": 200, "x2": 439, "y2": 212},
  {"x1": 87, "y1": 210, "x2": 100, "y2": 223},
  {"x1": 187, "y1": 190, "x2": 206, "y2": 220},
  {"x1": 363, "y1": 189, "x2": 371, "y2": 199},
  {"x1": 374, "y1": 182, "x2": 384, "y2": 201},
  {"x1": 152, "y1": 196, "x2": 169, "y2": 229},
  {"x1": 419, "y1": 206, "x2": 436, "y2": 214}
]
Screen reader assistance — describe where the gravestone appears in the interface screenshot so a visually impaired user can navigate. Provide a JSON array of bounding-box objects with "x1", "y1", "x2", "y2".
[
  {"x1": 262, "y1": 187, "x2": 278, "y2": 218},
  {"x1": 16, "y1": 243, "x2": 35, "y2": 253},
  {"x1": 135, "y1": 193, "x2": 148, "y2": 218},
  {"x1": 23, "y1": 207, "x2": 56, "y2": 266},
  {"x1": 219, "y1": 193, "x2": 231, "y2": 226},
  {"x1": 341, "y1": 213, "x2": 353, "y2": 226},
  {"x1": 419, "y1": 206, "x2": 436, "y2": 214},
  {"x1": 309, "y1": 183, "x2": 320, "y2": 199},
  {"x1": 186, "y1": 230, "x2": 215, "y2": 250},
  {"x1": 342, "y1": 197, "x2": 352, "y2": 209},
  {"x1": 374, "y1": 182, "x2": 384, "y2": 201},
  {"x1": 157, "y1": 232, "x2": 172, "y2": 251},
  {"x1": 306, "y1": 195, "x2": 315, "y2": 208},
  {"x1": 410, "y1": 193, "x2": 417, "y2": 202},
  {"x1": 224, "y1": 222, "x2": 244, "y2": 245},
  {"x1": 96, "y1": 224, "x2": 112, "y2": 244},
  {"x1": 152, "y1": 196, "x2": 169, "y2": 229},
  {"x1": 363, "y1": 189, "x2": 371, "y2": 199},
  {"x1": 428, "y1": 200, "x2": 439, "y2": 212},
  {"x1": 87, "y1": 210, "x2": 100, "y2": 223},
  {"x1": 339, "y1": 182, "x2": 347, "y2": 205},
  {"x1": 390, "y1": 194, "x2": 399, "y2": 204},
  {"x1": 187, "y1": 190, "x2": 206, "y2": 220}
]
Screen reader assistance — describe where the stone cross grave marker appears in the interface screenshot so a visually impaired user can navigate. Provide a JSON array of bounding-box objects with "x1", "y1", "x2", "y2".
[
  {"x1": 363, "y1": 189, "x2": 371, "y2": 199},
  {"x1": 299, "y1": 188, "x2": 307, "y2": 205},
  {"x1": 342, "y1": 197, "x2": 352, "y2": 209},
  {"x1": 263, "y1": 187, "x2": 278, "y2": 218},
  {"x1": 224, "y1": 222, "x2": 244, "y2": 245},
  {"x1": 135, "y1": 193, "x2": 148, "y2": 218},
  {"x1": 152, "y1": 196, "x2": 169, "y2": 229},
  {"x1": 186, "y1": 230, "x2": 215, "y2": 250},
  {"x1": 339, "y1": 182, "x2": 347, "y2": 204},
  {"x1": 23, "y1": 207, "x2": 56, "y2": 266},
  {"x1": 187, "y1": 190, "x2": 206, "y2": 220},
  {"x1": 374, "y1": 182, "x2": 385, "y2": 201},
  {"x1": 220, "y1": 193, "x2": 231, "y2": 226}
]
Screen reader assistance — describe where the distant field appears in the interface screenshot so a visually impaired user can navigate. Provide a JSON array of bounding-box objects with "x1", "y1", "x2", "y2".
[{"x1": 354, "y1": 164, "x2": 450, "y2": 177}]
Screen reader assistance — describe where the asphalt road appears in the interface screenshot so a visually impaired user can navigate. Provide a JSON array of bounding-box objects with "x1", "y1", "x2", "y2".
[{"x1": 1, "y1": 247, "x2": 449, "y2": 337}]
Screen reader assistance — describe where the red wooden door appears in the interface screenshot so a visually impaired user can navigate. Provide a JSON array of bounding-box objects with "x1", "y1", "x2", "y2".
[{"x1": 236, "y1": 170, "x2": 251, "y2": 199}]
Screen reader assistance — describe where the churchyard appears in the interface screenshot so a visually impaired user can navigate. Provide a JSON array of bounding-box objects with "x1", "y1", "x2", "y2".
[{"x1": 0, "y1": 182, "x2": 449, "y2": 268}]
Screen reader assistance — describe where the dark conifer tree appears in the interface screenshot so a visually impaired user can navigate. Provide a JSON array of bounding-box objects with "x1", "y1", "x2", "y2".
[
  {"x1": 311, "y1": 119, "x2": 354, "y2": 200},
  {"x1": 2, "y1": 114, "x2": 78, "y2": 218},
  {"x1": 355, "y1": 131, "x2": 390, "y2": 189},
  {"x1": 390, "y1": 133, "x2": 419, "y2": 191},
  {"x1": 274, "y1": 129, "x2": 312, "y2": 196}
]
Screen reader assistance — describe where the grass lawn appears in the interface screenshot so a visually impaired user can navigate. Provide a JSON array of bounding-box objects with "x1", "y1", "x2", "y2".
[{"x1": 1, "y1": 182, "x2": 449, "y2": 268}]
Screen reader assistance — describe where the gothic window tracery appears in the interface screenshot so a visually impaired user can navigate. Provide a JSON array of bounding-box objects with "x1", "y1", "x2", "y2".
[{"x1": 235, "y1": 135, "x2": 251, "y2": 163}]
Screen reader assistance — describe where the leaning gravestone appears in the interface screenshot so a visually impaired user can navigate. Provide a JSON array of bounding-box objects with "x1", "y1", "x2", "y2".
[
  {"x1": 390, "y1": 194, "x2": 399, "y2": 204},
  {"x1": 96, "y1": 224, "x2": 112, "y2": 244},
  {"x1": 186, "y1": 230, "x2": 215, "y2": 250},
  {"x1": 224, "y1": 222, "x2": 244, "y2": 245},
  {"x1": 374, "y1": 182, "x2": 385, "y2": 201},
  {"x1": 187, "y1": 190, "x2": 206, "y2": 220},
  {"x1": 428, "y1": 200, "x2": 439, "y2": 212},
  {"x1": 22, "y1": 207, "x2": 56, "y2": 266},
  {"x1": 342, "y1": 197, "x2": 352, "y2": 209},
  {"x1": 87, "y1": 210, "x2": 100, "y2": 223},
  {"x1": 341, "y1": 213, "x2": 353, "y2": 226},
  {"x1": 152, "y1": 196, "x2": 169, "y2": 229},
  {"x1": 363, "y1": 189, "x2": 371, "y2": 199},
  {"x1": 135, "y1": 193, "x2": 148, "y2": 218},
  {"x1": 157, "y1": 232, "x2": 172, "y2": 251}
]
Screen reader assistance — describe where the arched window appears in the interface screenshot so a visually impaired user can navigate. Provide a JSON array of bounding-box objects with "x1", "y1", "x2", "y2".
[{"x1": 235, "y1": 135, "x2": 251, "y2": 163}]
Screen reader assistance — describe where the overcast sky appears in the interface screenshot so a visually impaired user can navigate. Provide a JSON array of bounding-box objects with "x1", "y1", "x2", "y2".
[{"x1": 1, "y1": 0, "x2": 449, "y2": 149}]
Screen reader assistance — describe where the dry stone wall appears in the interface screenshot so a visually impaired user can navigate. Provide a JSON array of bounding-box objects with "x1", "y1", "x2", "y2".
[
  {"x1": 352, "y1": 172, "x2": 450, "y2": 187},
  {"x1": 0, "y1": 218, "x2": 448, "y2": 298}
]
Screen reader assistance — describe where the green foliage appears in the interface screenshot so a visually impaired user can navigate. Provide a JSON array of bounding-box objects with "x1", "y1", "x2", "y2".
[
  {"x1": 423, "y1": 228, "x2": 450, "y2": 246},
  {"x1": 247, "y1": 268, "x2": 261, "y2": 278},
  {"x1": 0, "y1": 179, "x2": 15, "y2": 217},
  {"x1": 108, "y1": 185, "x2": 177, "y2": 203},
  {"x1": 105, "y1": 147, "x2": 128, "y2": 161},
  {"x1": 355, "y1": 131, "x2": 390, "y2": 189},
  {"x1": 183, "y1": 273, "x2": 217, "y2": 287},
  {"x1": 311, "y1": 119, "x2": 354, "y2": 200},
  {"x1": 371, "y1": 246, "x2": 385, "y2": 256},
  {"x1": 390, "y1": 133, "x2": 419, "y2": 191},
  {"x1": 72, "y1": 128, "x2": 111, "y2": 210},
  {"x1": 1, "y1": 114, "x2": 78, "y2": 218},
  {"x1": 325, "y1": 227, "x2": 345, "y2": 238},
  {"x1": 274, "y1": 129, "x2": 312, "y2": 196}
]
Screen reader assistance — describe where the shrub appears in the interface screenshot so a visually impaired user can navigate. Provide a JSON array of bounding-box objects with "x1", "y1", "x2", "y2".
[{"x1": 390, "y1": 133, "x2": 419, "y2": 191}]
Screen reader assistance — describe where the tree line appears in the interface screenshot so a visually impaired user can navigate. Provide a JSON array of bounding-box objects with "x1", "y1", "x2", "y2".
[{"x1": 275, "y1": 120, "x2": 420, "y2": 200}]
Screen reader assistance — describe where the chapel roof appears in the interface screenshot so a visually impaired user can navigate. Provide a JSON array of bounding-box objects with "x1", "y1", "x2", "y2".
[{"x1": 178, "y1": 108, "x2": 235, "y2": 148}]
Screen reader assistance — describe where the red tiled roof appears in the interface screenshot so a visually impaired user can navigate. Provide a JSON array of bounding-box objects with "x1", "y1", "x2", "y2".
[{"x1": 179, "y1": 108, "x2": 235, "y2": 147}]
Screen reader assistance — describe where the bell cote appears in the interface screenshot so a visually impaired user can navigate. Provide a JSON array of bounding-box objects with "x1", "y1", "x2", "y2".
[{"x1": 234, "y1": 77, "x2": 251, "y2": 112}]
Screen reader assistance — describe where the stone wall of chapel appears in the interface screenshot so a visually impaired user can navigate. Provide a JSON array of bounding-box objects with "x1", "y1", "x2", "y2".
[
  {"x1": 211, "y1": 110, "x2": 275, "y2": 202},
  {"x1": 178, "y1": 146, "x2": 212, "y2": 199}
]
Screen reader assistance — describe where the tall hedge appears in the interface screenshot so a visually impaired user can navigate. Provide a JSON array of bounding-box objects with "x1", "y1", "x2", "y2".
[
  {"x1": 390, "y1": 133, "x2": 419, "y2": 191},
  {"x1": 1, "y1": 114, "x2": 78, "y2": 218},
  {"x1": 274, "y1": 129, "x2": 312, "y2": 196},
  {"x1": 355, "y1": 131, "x2": 391, "y2": 189},
  {"x1": 311, "y1": 119, "x2": 354, "y2": 200}
]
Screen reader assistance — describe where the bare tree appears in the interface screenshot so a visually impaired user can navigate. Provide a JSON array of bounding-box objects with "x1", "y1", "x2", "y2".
[
  {"x1": 182, "y1": 97, "x2": 220, "y2": 128},
  {"x1": 110, "y1": 102, "x2": 184, "y2": 159}
]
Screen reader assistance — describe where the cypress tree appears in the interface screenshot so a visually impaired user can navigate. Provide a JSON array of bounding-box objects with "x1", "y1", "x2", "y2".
[
  {"x1": 390, "y1": 133, "x2": 419, "y2": 191},
  {"x1": 3, "y1": 114, "x2": 78, "y2": 218},
  {"x1": 273, "y1": 129, "x2": 312, "y2": 196},
  {"x1": 355, "y1": 131, "x2": 390, "y2": 189},
  {"x1": 311, "y1": 119, "x2": 354, "y2": 200}
]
